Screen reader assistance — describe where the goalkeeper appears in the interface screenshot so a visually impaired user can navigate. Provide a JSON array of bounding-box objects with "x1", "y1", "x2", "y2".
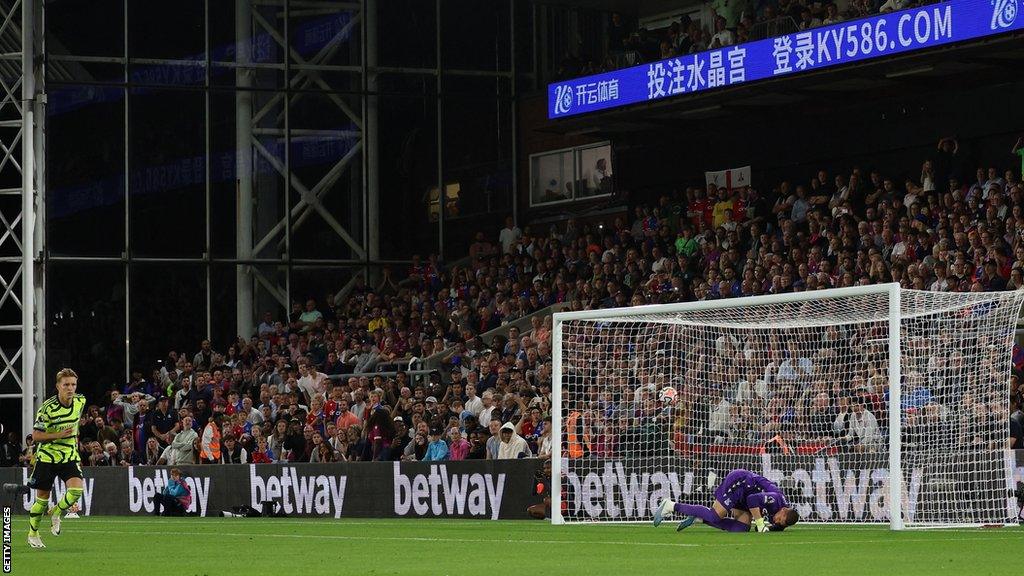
[{"x1": 653, "y1": 469, "x2": 799, "y2": 533}]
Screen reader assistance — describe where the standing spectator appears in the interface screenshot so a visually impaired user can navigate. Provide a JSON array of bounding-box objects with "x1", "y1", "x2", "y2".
[
  {"x1": 709, "y1": 16, "x2": 735, "y2": 47},
  {"x1": 837, "y1": 398, "x2": 881, "y2": 452},
  {"x1": 112, "y1": 391, "x2": 154, "y2": 428},
  {"x1": 364, "y1": 407, "x2": 395, "y2": 461},
  {"x1": 0, "y1": 432, "x2": 20, "y2": 466},
  {"x1": 468, "y1": 231, "x2": 495, "y2": 264},
  {"x1": 193, "y1": 340, "x2": 216, "y2": 371},
  {"x1": 499, "y1": 216, "x2": 522, "y2": 255},
  {"x1": 159, "y1": 416, "x2": 198, "y2": 465},
  {"x1": 298, "y1": 299, "x2": 323, "y2": 333},
  {"x1": 464, "y1": 384, "x2": 484, "y2": 417},
  {"x1": 200, "y1": 412, "x2": 223, "y2": 464},
  {"x1": 133, "y1": 397, "x2": 153, "y2": 455},
  {"x1": 150, "y1": 396, "x2": 177, "y2": 448},
  {"x1": 257, "y1": 311, "x2": 276, "y2": 337}
]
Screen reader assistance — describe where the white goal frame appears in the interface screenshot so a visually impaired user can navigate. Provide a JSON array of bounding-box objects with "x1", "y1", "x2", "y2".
[{"x1": 551, "y1": 283, "x2": 1020, "y2": 530}]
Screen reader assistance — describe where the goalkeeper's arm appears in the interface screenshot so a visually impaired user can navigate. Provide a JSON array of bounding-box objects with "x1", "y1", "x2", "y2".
[
  {"x1": 748, "y1": 507, "x2": 769, "y2": 533},
  {"x1": 745, "y1": 493, "x2": 780, "y2": 533}
]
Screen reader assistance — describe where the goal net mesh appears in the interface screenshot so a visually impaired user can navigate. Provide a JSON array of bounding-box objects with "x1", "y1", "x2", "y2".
[{"x1": 555, "y1": 287, "x2": 1024, "y2": 527}]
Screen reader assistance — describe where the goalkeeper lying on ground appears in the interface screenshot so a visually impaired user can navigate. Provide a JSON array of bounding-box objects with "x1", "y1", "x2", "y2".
[{"x1": 653, "y1": 468, "x2": 799, "y2": 532}]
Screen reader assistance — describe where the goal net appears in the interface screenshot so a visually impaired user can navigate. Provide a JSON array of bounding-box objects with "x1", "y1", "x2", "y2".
[{"x1": 551, "y1": 284, "x2": 1024, "y2": 529}]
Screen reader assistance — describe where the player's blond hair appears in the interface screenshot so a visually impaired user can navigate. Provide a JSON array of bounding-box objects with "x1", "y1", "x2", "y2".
[{"x1": 55, "y1": 367, "x2": 78, "y2": 383}]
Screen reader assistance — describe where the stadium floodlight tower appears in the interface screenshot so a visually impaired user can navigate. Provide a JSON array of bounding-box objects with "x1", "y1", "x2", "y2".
[{"x1": 552, "y1": 283, "x2": 1024, "y2": 530}]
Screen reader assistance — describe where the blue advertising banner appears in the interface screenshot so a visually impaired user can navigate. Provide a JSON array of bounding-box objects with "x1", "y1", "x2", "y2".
[{"x1": 548, "y1": 0, "x2": 1022, "y2": 118}]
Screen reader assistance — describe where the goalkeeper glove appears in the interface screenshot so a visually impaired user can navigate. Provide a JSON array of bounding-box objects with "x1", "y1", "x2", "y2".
[{"x1": 753, "y1": 517, "x2": 769, "y2": 533}]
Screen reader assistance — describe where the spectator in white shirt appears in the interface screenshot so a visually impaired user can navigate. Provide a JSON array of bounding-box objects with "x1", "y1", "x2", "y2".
[
  {"x1": 257, "y1": 311, "x2": 276, "y2": 337},
  {"x1": 835, "y1": 398, "x2": 881, "y2": 451},
  {"x1": 478, "y1": 391, "x2": 497, "y2": 428},
  {"x1": 464, "y1": 384, "x2": 484, "y2": 417},
  {"x1": 710, "y1": 16, "x2": 735, "y2": 47},
  {"x1": 297, "y1": 363, "x2": 327, "y2": 400},
  {"x1": 498, "y1": 216, "x2": 521, "y2": 254}
]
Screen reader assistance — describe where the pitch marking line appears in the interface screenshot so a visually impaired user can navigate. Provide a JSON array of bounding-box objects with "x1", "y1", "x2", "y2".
[
  {"x1": 54, "y1": 528, "x2": 1024, "y2": 549},
  {"x1": 60, "y1": 518, "x2": 1016, "y2": 533}
]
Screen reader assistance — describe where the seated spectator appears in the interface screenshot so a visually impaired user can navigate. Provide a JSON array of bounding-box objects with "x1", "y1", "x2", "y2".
[{"x1": 153, "y1": 469, "x2": 192, "y2": 516}]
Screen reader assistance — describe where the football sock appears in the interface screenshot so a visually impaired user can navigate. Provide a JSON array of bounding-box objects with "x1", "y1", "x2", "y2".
[
  {"x1": 673, "y1": 503, "x2": 720, "y2": 523},
  {"x1": 55, "y1": 487, "x2": 84, "y2": 514},
  {"x1": 28, "y1": 497, "x2": 47, "y2": 535}
]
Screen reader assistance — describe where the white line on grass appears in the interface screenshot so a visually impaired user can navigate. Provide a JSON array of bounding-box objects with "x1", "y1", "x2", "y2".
[
  {"x1": 61, "y1": 518, "x2": 1012, "y2": 533},
  {"x1": 59, "y1": 528, "x2": 1023, "y2": 549},
  {"x1": 64, "y1": 528, "x2": 701, "y2": 548}
]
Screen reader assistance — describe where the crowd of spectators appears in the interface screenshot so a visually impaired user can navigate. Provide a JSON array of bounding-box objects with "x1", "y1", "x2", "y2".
[
  {"x1": 2, "y1": 135, "x2": 1024, "y2": 468},
  {"x1": 1, "y1": 246, "x2": 557, "y2": 467},
  {"x1": 559, "y1": 0, "x2": 945, "y2": 79}
]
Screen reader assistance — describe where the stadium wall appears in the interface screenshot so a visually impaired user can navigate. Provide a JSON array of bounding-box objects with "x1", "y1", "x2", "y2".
[{"x1": 2, "y1": 460, "x2": 545, "y2": 520}]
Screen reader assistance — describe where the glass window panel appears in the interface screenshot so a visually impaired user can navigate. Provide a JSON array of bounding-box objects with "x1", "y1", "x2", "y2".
[
  {"x1": 128, "y1": 89, "x2": 206, "y2": 257},
  {"x1": 210, "y1": 264, "x2": 238, "y2": 353},
  {"x1": 530, "y1": 150, "x2": 574, "y2": 205},
  {"x1": 441, "y1": 0, "x2": 510, "y2": 72},
  {"x1": 47, "y1": 0, "x2": 124, "y2": 57},
  {"x1": 376, "y1": 0, "x2": 436, "y2": 69},
  {"x1": 378, "y1": 94, "x2": 438, "y2": 259},
  {"x1": 47, "y1": 86, "x2": 126, "y2": 256},
  {"x1": 129, "y1": 61, "x2": 207, "y2": 88},
  {"x1": 576, "y1": 144, "x2": 614, "y2": 198},
  {"x1": 129, "y1": 264, "x2": 206, "y2": 374},
  {"x1": 249, "y1": 263, "x2": 289, "y2": 337},
  {"x1": 47, "y1": 263, "x2": 127, "y2": 399},
  {"x1": 128, "y1": 0, "x2": 205, "y2": 60},
  {"x1": 442, "y1": 94, "x2": 512, "y2": 242}
]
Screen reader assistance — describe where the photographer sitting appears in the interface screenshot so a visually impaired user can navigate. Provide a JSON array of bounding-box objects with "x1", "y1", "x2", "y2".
[
  {"x1": 153, "y1": 468, "x2": 191, "y2": 516},
  {"x1": 528, "y1": 459, "x2": 553, "y2": 519}
]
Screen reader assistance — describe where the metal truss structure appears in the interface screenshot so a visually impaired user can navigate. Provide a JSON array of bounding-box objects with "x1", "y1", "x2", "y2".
[
  {"x1": 4, "y1": 0, "x2": 518, "y2": 435},
  {"x1": 0, "y1": 0, "x2": 43, "y2": 439}
]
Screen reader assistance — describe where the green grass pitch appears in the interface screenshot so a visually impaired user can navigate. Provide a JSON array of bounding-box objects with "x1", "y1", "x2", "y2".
[{"x1": 8, "y1": 516, "x2": 1022, "y2": 575}]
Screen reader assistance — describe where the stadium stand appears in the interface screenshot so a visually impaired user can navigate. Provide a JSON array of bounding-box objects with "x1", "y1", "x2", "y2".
[{"x1": 4, "y1": 138, "x2": 1024, "y2": 467}]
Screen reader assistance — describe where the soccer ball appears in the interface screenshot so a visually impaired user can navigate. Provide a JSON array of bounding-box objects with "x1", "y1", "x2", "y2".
[{"x1": 659, "y1": 386, "x2": 678, "y2": 405}]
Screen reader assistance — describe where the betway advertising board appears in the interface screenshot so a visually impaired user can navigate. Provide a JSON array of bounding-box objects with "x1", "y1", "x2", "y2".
[
  {"x1": 562, "y1": 452, "x2": 1023, "y2": 523},
  {"x1": 1, "y1": 460, "x2": 543, "y2": 520}
]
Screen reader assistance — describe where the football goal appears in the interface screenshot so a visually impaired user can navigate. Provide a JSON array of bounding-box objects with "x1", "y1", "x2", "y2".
[{"x1": 551, "y1": 284, "x2": 1024, "y2": 529}]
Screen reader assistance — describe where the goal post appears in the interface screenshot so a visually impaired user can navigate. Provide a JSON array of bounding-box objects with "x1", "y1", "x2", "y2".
[{"x1": 552, "y1": 284, "x2": 1024, "y2": 529}]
